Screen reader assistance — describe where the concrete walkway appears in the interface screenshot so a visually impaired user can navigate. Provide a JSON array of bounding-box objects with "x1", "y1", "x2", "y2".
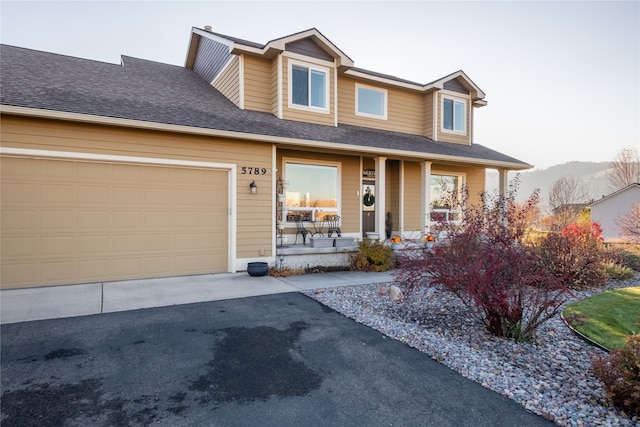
[{"x1": 0, "y1": 270, "x2": 396, "y2": 324}]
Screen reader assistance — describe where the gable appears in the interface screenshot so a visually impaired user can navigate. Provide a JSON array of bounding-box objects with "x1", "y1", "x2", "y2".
[
  {"x1": 193, "y1": 37, "x2": 233, "y2": 83},
  {"x1": 443, "y1": 78, "x2": 470, "y2": 95},
  {"x1": 286, "y1": 38, "x2": 334, "y2": 62}
]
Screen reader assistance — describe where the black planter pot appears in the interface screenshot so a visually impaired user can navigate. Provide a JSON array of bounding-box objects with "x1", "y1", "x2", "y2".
[{"x1": 247, "y1": 262, "x2": 269, "y2": 277}]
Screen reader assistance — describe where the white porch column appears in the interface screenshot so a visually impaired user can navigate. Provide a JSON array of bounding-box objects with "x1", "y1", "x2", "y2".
[
  {"x1": 375, "y1": 156, "x2": 386, "y2": 240},
  {"x1": 498, "y1": 168, "x2": 509, "y2": 196},
  {"x1": 421, "y1": 161, "x2": 432, "y2": 234}
]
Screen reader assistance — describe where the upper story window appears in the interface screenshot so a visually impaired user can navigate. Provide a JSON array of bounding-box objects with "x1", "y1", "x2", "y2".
[
  {"x1": 356, "y1": 84, "x2": 387, "y2": 119},
  {"x1": 290, "y1": 60, "x2": 329, "y2": 111},
  {"x1": 442, "y1": 97, "x2": 466, "y2": 133}
]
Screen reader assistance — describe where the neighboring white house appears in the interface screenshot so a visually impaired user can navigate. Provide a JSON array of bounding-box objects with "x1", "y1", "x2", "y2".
[{"x1": 588, "y1": 183, "x2": 640, "y2": 241}]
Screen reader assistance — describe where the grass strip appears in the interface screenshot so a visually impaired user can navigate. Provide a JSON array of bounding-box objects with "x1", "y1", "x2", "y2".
[{"x1": 563, "y1": 286, "x2": 640, "y2": 350}]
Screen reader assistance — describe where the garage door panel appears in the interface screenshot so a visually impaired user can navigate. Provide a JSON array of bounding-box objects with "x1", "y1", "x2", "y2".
[
  {"x1": 78, "y1": 185, "x2": 111, "y2": 204},
  {"x1": 3, "y1": 182, "x2": 37, "y2": 203},
  {"x1": 1, "y1": 157, "x2": 229, "y2": 289},
  {"x1": 41, "y1": 210, "x2": 75, "y2": 229},
  {"x1": 41, "y1": 236, "x2": 75, "y2": 256},
  {"x1": 113, "y1": 235, "x2": 142, "y2": 252},
  {"x1": 79, "y1": 211, "x2": 112, "y2": 228},
  {"x1": 78, "y1": 235, "x2": 111, "y2": 254},
  {"x1": 40, "y1": 159, "x2": 75, "y2": 178},
  {"x1": 41, "y1": 184, "x2": 75, "y2": 203}
]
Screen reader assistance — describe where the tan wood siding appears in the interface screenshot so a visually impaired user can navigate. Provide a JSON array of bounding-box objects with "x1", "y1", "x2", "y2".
[
  {"x1": 436, "y1": 92, "x2": 471, "y2": 145},
  {"x1": 281, "y1": 57, "x2": 335, "y2": 126},
  {"x1": 424, "y1": 92, "x2": 434, "y2": 138},
  {"x1": 1, "y1": 116, "x2": 274, "y2": 287},
  {"x1": 244, "y1": 55, "x2": 275, "y2": 113},
  {"x1": 213, "y1": 55, "x2": 240, "y2": 107},
  {"x1": 403, "y1": 162, "x2": 423, "y2": 231},
  {"x1": 337, "y1": 77, "x2": 424, "y2": 135}
]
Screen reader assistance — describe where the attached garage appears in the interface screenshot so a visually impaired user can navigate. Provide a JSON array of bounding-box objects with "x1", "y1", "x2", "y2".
[{"x1": 1, "y1": 149, "x2": 233, "y2": 289}]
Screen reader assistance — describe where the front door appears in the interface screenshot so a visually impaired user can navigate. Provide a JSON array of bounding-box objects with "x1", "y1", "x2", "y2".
[{"x1": 362, "y1": 181, "x2": 376, "y2": 235}]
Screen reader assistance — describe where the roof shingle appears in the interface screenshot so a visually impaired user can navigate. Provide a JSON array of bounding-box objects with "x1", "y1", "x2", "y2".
[{"x1": 0, "y1": 44, "x2": 529, "y2": 168}]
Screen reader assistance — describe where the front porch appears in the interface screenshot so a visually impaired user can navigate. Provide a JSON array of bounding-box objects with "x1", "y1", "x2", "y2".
[{"x1": 275, "y1": 236, "x2": 358, "y2": 270}]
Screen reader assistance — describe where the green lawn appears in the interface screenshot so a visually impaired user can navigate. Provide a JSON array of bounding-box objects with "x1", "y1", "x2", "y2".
[{"x1": 563, "y1": 287, "x2": 640, "y2": 350}]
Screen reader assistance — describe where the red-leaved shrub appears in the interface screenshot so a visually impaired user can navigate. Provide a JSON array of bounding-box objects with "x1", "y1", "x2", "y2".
[
  {"x1": 535, "y1": 221, "x2": 607, "y2": 290},
  {"x1": 395, "y1": 186, "x2": 571, "y2": 341},
  {"x1": 592, "y1": 334, "x2": 640, "y2": 416}
]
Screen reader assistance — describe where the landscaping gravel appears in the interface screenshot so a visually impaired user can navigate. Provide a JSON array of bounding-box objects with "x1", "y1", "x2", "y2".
[{"x1": 303, "y1": 276, "x2": 640, "y2": 427}]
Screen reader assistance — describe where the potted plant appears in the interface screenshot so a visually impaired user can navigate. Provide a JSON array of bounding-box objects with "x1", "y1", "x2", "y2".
[
  {"x1": 385, "y1": 212, "x2": 393, "y2": 239},
  {"x1": 390, "y1": 235, "x2": 402, "y2": 251},
  {"x1": 424, "y1": 234, "x2": 436, "y2": 249}
]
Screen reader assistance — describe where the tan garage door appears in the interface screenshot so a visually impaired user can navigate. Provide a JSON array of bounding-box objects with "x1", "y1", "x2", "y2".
[{"x1": 1, "y1": 156, "x2": 229, "y2": 289}]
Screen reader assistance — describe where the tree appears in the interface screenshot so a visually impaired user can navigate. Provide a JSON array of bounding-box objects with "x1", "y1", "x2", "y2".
[
  {"x1": 547, "y1": 176, "x2": 588, "y2": 229},
  {"x1": 609, "y1": 147, "x2": 640, "y2": 192},
  {"x1": 617, "y1": 201, "x2": 640, "y2": 242}
]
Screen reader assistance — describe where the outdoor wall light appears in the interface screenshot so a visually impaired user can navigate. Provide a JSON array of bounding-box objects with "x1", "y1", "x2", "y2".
[{"x1": 249, "y1": 180, "x2": 257, "y2": 194}]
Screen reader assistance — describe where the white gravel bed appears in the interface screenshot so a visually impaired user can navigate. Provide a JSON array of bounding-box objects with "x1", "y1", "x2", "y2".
[{"x1": 303, "y1": 276, "x2": 640, "y2": 427}]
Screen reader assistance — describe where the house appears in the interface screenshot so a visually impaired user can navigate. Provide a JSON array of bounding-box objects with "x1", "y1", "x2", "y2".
[
  {"x1": 0, "y1": 27, "x2": 531, "y2": 290},
  {"x1": 588, "y1": 183, "x2": 640, "y2": 241}
]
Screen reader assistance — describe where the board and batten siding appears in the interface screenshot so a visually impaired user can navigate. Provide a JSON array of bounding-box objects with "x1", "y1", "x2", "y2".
[
  {"x1": 281, "y1": 56, "x2": 335, "y2": 126},
  {"x1": 213, "y1": 55, "x2": 240, "y2": 107},
  {"x1": 193, "y1": 37, "x2": 233, "y2": 84},
  {"x1": 0, "y1": 116, "x2": 274, "y2": 262},
  {"x1": 337, "y1": 77, "x2": 424, "y2": 136},
  {"x1": 436, "y1": 92, "x2": 471, "y2": 145},
  {"x1": 243, "y1": 55, "x2": 276, "y2": 113}
]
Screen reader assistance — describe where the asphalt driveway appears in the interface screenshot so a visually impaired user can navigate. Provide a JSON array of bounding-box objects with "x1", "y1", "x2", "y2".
[{"x1": 1, "y1": 292, "x2": 553, "y2": 426}]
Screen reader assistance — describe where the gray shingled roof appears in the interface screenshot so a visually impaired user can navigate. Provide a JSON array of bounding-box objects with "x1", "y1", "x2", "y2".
[{"x1": 0, "y1": 45, "x2": 529, "y2": 168}]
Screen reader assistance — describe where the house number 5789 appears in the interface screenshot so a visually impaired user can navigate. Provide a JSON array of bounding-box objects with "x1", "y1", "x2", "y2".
[{"x1": 241, "y1": 167, "x2": 267, "y2": 175}]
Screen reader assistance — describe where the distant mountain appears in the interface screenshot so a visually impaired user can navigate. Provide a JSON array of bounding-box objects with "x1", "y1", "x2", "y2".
[{"x1": 486, "y1": 161, "x2": 613, "y2": 211}]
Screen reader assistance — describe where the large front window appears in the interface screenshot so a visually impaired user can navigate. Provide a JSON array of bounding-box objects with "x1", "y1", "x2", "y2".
[
  {"x1": 442, "y1": 97, "x2": 466, "y2": 133},
  {"x1": 284, "y1": 161, "x2": 338, "y2": 221},
  {"x1": 430, "y1": 173, "x2": 464, "y2": 223},
  {"x1": 291, "y1": 63, "x2": 327, "y2": 110}
]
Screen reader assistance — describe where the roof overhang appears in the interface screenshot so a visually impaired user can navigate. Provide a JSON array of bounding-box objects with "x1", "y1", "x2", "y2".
[
  {"x1": 186, "y1": 27, "x2": 354, "y2": 68},
  {"x1": 0, "y1": 105, "x2": 531, "y2": 171}
]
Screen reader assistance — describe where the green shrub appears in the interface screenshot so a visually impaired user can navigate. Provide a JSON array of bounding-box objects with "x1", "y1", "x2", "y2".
[
  {"x1": 350, "y1": 240, "x2": 394, "y2": 272},
  {"x1": 605, "y1": 246, "x2": 640, "y2": 272},
  {"x1": 592, "y1": 334, "x2": 640, "y2": 416},
  {"x1": 604, "y1": 261, "x2": 636, "y2": 280}
]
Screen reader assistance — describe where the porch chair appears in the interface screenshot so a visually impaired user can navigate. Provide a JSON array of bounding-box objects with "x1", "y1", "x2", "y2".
[
  {"x1": 325, "y1": 215, "x2": 341, "y2": 237},
  {"x1": 293, "y1": 215, "x2": 311, "y2": 245}
]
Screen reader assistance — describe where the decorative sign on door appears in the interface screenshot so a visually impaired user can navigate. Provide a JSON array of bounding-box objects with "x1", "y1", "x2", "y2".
[{"x1": 363, "y1": 184, "x2": 375, "y2": 211}]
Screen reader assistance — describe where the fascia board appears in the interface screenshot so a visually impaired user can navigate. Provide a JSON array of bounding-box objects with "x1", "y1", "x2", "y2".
[
  {"x1": 0, "y1": 105, "x2": 531, "y2": 171},
  {"x1": 344, "y1": 69, "x2": 426, "y2": 91}
]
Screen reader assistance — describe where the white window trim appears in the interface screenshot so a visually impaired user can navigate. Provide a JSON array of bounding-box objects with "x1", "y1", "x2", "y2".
[
  {"x1": 440, "y1": 95, "x2": 467, "y2": 135},
  {"x1": 355, "y1": 83, "x2": 387, "y2": 120},
  {"x1": 287, "y1": 59, "x2": 330, "y2": 114},
  {"x1": 282, "y1": 157, "x2": 341, "y2": 222}
]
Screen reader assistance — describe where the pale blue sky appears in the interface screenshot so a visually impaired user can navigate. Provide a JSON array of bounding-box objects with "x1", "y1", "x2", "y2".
[{"x1": 1, "y1": 1, "x2": 638, "y2": 169}]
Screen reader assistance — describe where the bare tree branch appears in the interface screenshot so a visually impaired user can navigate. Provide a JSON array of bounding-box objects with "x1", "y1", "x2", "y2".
[
  {"x1": 609, "y1": 147, "x2": 640, "y2": 191},
  {"x1": 547, "y1": 176, "x2": 588, "y2": 228},
  {"x1": 616, "y1": 201, "x2": 640, "y2": 242}
]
